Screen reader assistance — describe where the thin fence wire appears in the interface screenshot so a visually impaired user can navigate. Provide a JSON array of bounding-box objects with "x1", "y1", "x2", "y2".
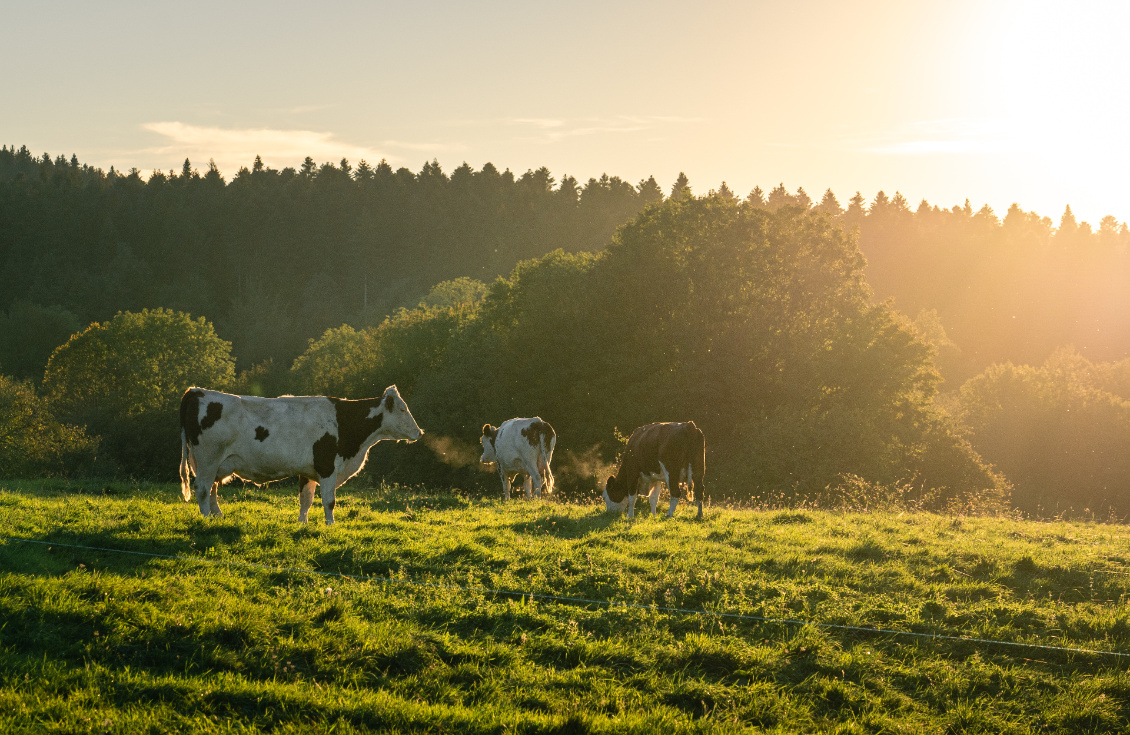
[{"x1": 3, "y1": 535, "x2": 1128, "y2": 661}]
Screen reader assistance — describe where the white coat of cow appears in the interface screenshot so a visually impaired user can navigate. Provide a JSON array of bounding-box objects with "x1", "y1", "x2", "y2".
[
  {"x1": 480, "y1": 418, "x2": 556, "y2": 501},
  {"x1": 179, "y1": 385, "x2": 422, "y2": 524}
]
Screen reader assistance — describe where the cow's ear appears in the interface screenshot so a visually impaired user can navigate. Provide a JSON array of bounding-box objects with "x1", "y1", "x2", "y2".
[
  {"x1": 605, "y1": 475, "x2": 616, "y2": 489},
  {"x1": 482, "y1": 424, "x2": 496, "y2": 437},
  {"x1": 385, "y1": 393, "x2": 395, "y2": 412}
]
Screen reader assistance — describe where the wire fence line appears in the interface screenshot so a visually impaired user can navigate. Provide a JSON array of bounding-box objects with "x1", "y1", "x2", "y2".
[{"x1": 2, "y1": 535, "x2": 1128, "y2": 661}]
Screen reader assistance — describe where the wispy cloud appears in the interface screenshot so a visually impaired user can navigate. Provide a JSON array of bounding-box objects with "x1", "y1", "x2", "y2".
[
  {"x1": 506, "y1": 115, "x2": 703, "y2": 143},
  {"x1": 141, "y1": 122, "x2": 466, "y2": 176},
  {"x1": 833, "y1": 118, "x2": 1025, "y2": 156},
  {"x1": 142, "y1": 122, "x2": 389, "y2": 173}
]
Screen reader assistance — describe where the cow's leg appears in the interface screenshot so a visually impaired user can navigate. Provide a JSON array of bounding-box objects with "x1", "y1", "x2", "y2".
[
  {"x1": 320, "y1": 476, "x2": 338, "y2": 525},
  {"x1": 298, "y1": 476, "x2": 317, "y2": 523},
  {"x1": 649, "y1": 481, "x2": 664, "y2": 517},
  {"x1": 665, "y1": 464, "x2": 683, "y2": 518},
  {"x1": 208, "y1": 483, "x2": 224, "y2": 518},
  {"x1": 499, "y1": 467, "x2": 511, "y2": 502},
  {"x1": 627, "y1": 494, "x2": 637, "y2": 519},
  {"x1": 193, "y1": 471, "x2": 216, "y2": 517},
  {"x1": 689, "y1": 463, "x2": 702, "y2": 519}
]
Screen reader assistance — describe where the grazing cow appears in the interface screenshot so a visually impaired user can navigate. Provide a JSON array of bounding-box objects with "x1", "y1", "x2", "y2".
[
  {"x1": 603, "y1": 421, "x2": 705, "y2": 519},
  {"x1": 480, "y1": 418, "x2": 556, "y2": 501},
  {"x1": 179, "y1": 385, "x2": 423, "y2": 524}
]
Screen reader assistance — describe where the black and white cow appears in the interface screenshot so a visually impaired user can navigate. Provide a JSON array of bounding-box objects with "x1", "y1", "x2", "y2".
[
  {"x1": 603, "y1": 421, "x2": 705, "y2": 519},
  {"x1": 480, "y1": 418, "x2": 556, "y2": 501},
  {"x1": 179, "y1": 385, "x2": 423, "y2": 524}
]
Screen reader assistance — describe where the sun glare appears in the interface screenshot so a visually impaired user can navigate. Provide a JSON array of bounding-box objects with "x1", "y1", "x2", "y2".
[{"x1": 953, "y1": 1, "x2": 1130, "y2": 217}]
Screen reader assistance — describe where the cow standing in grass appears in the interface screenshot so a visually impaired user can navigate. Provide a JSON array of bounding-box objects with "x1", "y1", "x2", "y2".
[
  {"x1": 179, "y1": 385, "x2": 423, "y2": 524},
  {"x1": 480, "y1": 418, "x2": 556, "y2": 501},
  {"x1": 604, "y1": 421, "x2": 705, "y2": 519}
]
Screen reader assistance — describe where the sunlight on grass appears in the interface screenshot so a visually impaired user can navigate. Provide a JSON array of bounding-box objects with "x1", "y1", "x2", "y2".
[{"x1": 2, "y1": 479, "x2": 1129, "y2": 732}]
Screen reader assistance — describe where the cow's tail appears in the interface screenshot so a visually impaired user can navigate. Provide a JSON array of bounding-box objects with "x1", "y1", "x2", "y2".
[
  {"x1": 539, "y1": 428, "x2": 556, "y2": 496},
  {"x1": 179, "y1": 428, "x2": 193, "y2": 502}
]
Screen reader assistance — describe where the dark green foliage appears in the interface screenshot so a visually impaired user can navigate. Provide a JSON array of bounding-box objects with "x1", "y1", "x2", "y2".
[
  {"x1": 0, "y1": 300, "x2": 80, "y2": 382},
  {"x1": 41, "y1": 309, "x2": 235, "y2": 479},
  {"x1": 0, "y1": 376, "x2": 97, "y2": 477},
  {"x1": 0, "y1": 146, "x2": 660, "y2": 370},
  {"x1": 291, "y1": 304, "x2": 474, "y2": 400}
]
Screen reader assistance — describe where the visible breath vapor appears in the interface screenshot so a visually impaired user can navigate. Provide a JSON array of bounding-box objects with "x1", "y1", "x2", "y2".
[
  {"x1": 422, "y1": 434, "x2": 612, "y2": 481},
  {"x1": 555, "y1": 445, "x2": 615, "y2": 482},
  {"x1": 422, "y1": 434, "x2": 485, "y2": 469}
]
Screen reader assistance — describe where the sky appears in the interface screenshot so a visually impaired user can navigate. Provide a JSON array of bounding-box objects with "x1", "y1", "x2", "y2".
[{"x1": 4, "y1": 0, "x2": 1128, "y2": 224}]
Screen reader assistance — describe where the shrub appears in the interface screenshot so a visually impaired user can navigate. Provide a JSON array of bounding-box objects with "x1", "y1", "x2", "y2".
[
  {"x1": 0, "y1": 375, "x2": 98, "y2": 477},
  {"x1": 42, "y1": 308, "x2": 235, "y2": 478},
  {"x1": 958, "y1": 348, "x2": 1130, "y2": 518}
]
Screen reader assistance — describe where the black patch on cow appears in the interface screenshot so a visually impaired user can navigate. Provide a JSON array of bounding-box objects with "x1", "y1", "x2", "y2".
[
  {"x1": 255, "y1": 426, "x2": 270, "y2": 442},
  {"x1": 483, "y1": 424, "x2": 498, "y2": 451},
  {"x1": 313, "y1": 432, "x2": 338, "y2": 479},
  {"x1": 521, "y1": 420, "x2": 555, "y2": 448},
  {"x1": 330, "y1": 397, "x2": 385, "y2": 461},
  {"x1": 201, "y1": 402, "x2": 223, "y2": 432},
  {"x1": 385, "y1": 393, "x2": 395, "y2": 412},
  {"x1": 180, "y1": 388, "x2": 205, "y2": 445}
]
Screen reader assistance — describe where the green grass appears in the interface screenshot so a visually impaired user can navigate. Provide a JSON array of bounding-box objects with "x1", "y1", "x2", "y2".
[{"x1": 2, "y1": 478, "x2": 1129, "y2": 733}]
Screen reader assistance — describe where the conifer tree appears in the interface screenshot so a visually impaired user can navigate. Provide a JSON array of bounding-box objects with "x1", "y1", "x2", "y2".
[
  {"x1": 669, "y1": 172, "x2": 691, "y2": 199},
  {"x1": 817, "y1": 188, "x2": 842, "y2": 215}
]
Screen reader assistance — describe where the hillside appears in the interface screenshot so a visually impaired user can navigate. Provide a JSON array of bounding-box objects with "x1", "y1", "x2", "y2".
[{"x1": 2, "y1": 480, "x2": 1128, "y2": 733}]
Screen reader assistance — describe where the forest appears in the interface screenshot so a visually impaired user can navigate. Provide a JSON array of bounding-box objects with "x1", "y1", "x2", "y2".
[{"x1": 1, "y1": 144, "x2": 1128, "y2": 518}]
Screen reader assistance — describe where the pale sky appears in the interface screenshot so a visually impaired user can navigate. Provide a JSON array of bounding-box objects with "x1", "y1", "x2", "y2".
[{"x1": 5, "y1": 0, "x2": 1127, "y2": 224}]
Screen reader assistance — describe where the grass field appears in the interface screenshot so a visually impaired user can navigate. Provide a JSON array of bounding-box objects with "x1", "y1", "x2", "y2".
[{"x1": 2, "y1": 478, "x2": 1129, "y2": 733}]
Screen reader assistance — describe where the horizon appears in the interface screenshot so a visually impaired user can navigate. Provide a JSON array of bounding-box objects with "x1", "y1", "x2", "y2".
[{"x1": 4, "y1": 1, "x2": 1127, "y2": 225}]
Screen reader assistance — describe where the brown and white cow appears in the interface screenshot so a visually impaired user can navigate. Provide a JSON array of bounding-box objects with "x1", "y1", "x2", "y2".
[
  {"x1": 603, "y1": 421, "x2": 705, "y2": 519},
  {"x1": 179, "y1": 385, "x2": 422, "y2": 524},
  {"x1": 480, "y1": 418, "x2": 556, "y2": 501}
]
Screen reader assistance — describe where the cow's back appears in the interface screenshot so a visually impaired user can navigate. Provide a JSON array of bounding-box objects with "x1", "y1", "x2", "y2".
[
  {"x1": 494, "y1": 417, "x2": 553, "y2": 468},
  {"x1": 619, "y1": 421, "x2": 704, "y2": 482},
  {"x1": 181, "y1": 388, "x2": 338, "y2": 483}
]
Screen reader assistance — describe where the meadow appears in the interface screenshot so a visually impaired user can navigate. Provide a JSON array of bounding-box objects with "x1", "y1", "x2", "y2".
[{"x1": 1, "y1": 478, "x2": 1129, "y2": 733}]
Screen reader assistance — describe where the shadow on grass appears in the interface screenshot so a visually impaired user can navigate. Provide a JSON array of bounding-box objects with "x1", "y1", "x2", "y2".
[
  {"x1": 509, "y1": 512, "x2": 621, "y2": 538},
  {"x1": 1, "y1": 516, "x2": 247, "y2": 577}
]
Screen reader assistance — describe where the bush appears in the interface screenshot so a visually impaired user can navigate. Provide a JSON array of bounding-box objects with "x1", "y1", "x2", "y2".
[
  {"x1": 958, "y1": 349, "x2": 1130, "y2": 518},
  {"x1": 42, "y1": 308, "x2": 235, "y2": 478},
  {"x1": 290, "y1": 304, "x2": 474, "y2": 398},
  {"x1": 0, "y1": 375, "x2": 98, "y2": 477}
]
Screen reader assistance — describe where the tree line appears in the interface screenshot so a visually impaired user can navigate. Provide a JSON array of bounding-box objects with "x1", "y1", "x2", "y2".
[
  {"x1": 0, "y1": 145, "x2": 661, "y2": 372},
  {"x1": 2, "y1": 144, "x2": 1128, "y2": 518}
]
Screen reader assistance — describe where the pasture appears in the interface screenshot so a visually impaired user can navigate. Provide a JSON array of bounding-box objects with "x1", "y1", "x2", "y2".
[{"x1": 1, "y1": 478, "x2": 1129, "y2": 733}]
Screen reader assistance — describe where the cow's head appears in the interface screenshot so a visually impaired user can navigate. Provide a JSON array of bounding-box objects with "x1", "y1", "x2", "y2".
[
  {"x1": 602, "y1": 474, "x2": 628, "y2": 513},
  {"x1": 480, "y1": 424, "x2": 499, "y2": 464},
  {"x1": 381, "y1": 385, "x2": 423, "y2": 441}
]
